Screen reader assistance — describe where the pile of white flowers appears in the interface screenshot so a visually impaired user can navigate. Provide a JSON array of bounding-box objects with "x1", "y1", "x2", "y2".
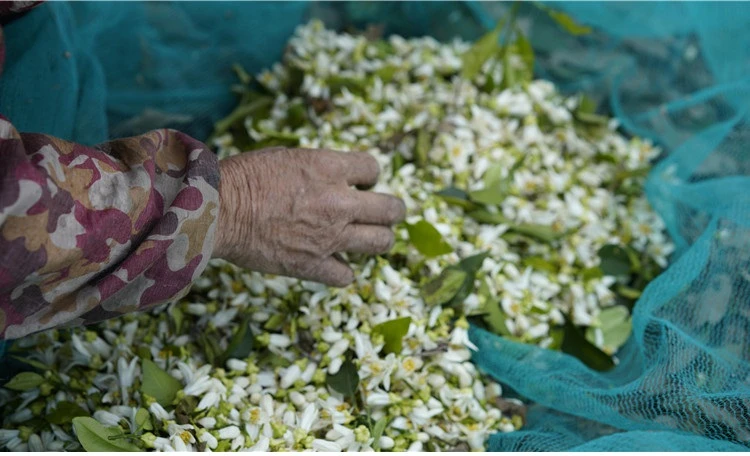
[{"x1": 0, "y1": 21, "x2": 673, "y2": 452}]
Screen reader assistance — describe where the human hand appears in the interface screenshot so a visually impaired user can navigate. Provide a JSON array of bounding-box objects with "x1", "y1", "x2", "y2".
[{"x1": 213, "y1": 147, "x2": 406, "y2": 287}]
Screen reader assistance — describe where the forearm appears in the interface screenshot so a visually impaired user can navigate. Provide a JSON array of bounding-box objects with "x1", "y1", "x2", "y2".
[{"x1": 0, "y1": 116, "x2": 220, "y2": 339}]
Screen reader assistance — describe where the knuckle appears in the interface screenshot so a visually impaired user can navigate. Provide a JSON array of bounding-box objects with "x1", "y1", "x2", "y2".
[{"x1": 315, "y1": 151, "x2": 343, "y2": 175}]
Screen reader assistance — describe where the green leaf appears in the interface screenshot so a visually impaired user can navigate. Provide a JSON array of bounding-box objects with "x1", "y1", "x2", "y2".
[
  {"x1": 598, "y1": 244, "x2": 632, "y2": 276},
  {"x1": 575, "y1": 111, "x2": 609, "y2": 126},
  {"x1": 515, "y1": 31, "x2": 535, "y2": 82},
  {"x1": 469, "y1": 186, "x2": 507, "y2": 206},
  {"x1": 586, "y1": 306, "x2": 632, "y2": 354},
  {"x1": 170, "y1": 306, "x2": 184, "y2": 334},
  {"x1": 135, "y1": 408, "x2": 153, "y2": 432},
  {"x1": 435, "y1": 187, "x2": 476, "y2": 210},
  {"x1": 136, "y1": 346, "x2": 152, "y2": 362},
  {"x1": 446, "y1": 252, "x2": 491, "y2": 308},
  {"x1": 415, "y1": 129, "x2": 430, "y2": 167},
  {"x1": 327, "y1": 75, "x2": 367, "y2": 96},
  {"x1": 12, "y1": 356, "x2": 49, "y2": 371},
  {"x1": 422, "y1": 269, "x2": 468, "y2": 307},
  {"x1": 599, "y1": 306, "x2": 630, "y2": 331},
  {"x1": 392, "y1": 152, "x2": 405, "y2": 172},
  {"x1": 483, "y1": 301, "x2": 511, "y2": 336},
  {"x1": 501, "y1": 43, "x2": 517, "y2": 90},
  {"x1": 72, "y1": 417, "x2": 140, "y2": 452},
  {"x1": 461, "y1": 21, "x2": 503, "y2": 80},
  {"x1": 222, "y1": 314, "x2": 258, "y2": 364},
  {"x1": 600, "y1": 307, "x2": 633, "y2": 351},
  {"x1": 212, "y1": 96, "x2": 274, "y2": 136},
  {"x1": 141, "y1": 359, "x2": 182, "y2": 407},
  {"x1": 4, "y1": 371, "x2": 44, "y2": 391},
  {"x1": 577, "y1": 95, "x2": 597, "y2": 115},
  {"x1": 540, "y1": 6, "x2": 593, "y2": 35},
  {"x1": 405, "y1": 220, "x2": 453, "y2": 257},
  {"x1": 46, "y1": 401, "x2": 88, "y2": 425},
  {"x1": 616, "y1": 285, "x2": 642, "y2": 300},
  {"x1": 458, "y1": 251, "x2": 491, "y2": 274},
  {"x1": 469, "y1": 163, "x2": 510, "y2": 205},
  {"x1": 371, "y1": 417, "x2": 388, "y2": 451},
  {"x1": 547, "y1": 327, "x2": 565, "y2": 350},
  {"x1": 615, "y1": 167, "x2": 651, "y2": 182},
  {"x1": 582, "y1": 266, "x2": 604, "y2": 282},
  {"x1": 561, "y1": 319, "x2": 615, "y2": 371},
  {"x1": 467, "y1": 209, "x2": 508, "y2": 225},
  {"x1": 372, "y1": 317, "x2": 413, "y2": 355},
  {"x1": 199, "y1": 332, "x2": 223, "y2": 365},
  {"x1": 374, "y1": 65, "x2": 399, "y2": 83},
  {"x1": 175, "y1": 397, "x2": 198, "y2": 426},
  {"x1": 522, "y1": 256, "x2": 557, "y2": 273},
  {"x1": 264, "y1": 313, "x2": 285, "y2": 331},
  {"x1": 326, "y1": 359, "x2": 360, "y2": 397},
  {"x1": 287, "y1": 102, "x2": 307, "y2": 129},
  {"x1": 232, "y1": 63, "x2": 252, "y2": 85},
  {"x1": 511, "y1": 223, "x2": 565, "y2": 243}
]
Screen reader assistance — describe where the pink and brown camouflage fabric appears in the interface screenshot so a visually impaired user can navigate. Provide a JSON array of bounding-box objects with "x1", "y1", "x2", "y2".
[{"x1": 0, "y1": 2, "x2": 221, "y2": 340}]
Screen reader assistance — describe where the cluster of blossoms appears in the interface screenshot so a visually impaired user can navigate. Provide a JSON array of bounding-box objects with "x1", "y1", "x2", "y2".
[{"x1": 0, "y1": 21, "x2": 672, "y2": 452}]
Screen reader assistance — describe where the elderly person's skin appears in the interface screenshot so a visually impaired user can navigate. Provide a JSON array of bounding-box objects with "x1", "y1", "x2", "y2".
[
  {"x1": 0, "y1": 2, "x2": 404, "y2": 341},
  {"x1": 216, "y1": 148, "x2": 405, "y2": 287}
]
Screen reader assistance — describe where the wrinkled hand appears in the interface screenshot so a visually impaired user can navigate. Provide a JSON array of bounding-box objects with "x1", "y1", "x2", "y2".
[{"x1": 213, "y1": 147, "x2": 406, "y2": 286}]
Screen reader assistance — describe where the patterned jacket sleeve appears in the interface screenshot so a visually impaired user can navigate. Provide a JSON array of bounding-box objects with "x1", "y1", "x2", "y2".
[{"x1": 0, "y1": 116, "x2": 220, "y2": 340}]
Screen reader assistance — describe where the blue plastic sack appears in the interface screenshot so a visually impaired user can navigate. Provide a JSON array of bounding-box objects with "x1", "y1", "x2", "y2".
[{"x1": 1, "y1": 1, "x2": 749, "y2": 451}]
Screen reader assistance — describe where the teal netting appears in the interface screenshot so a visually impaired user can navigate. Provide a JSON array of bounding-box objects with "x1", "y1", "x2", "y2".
[{"x1": 1, "y1": 1, "x2": 749, "y2": 451}]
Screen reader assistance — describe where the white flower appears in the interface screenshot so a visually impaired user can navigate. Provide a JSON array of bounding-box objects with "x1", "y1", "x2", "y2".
[
  {"x1": 280, "y1": 364, "x2": 302, "y2": 389},
  {"x1": 407, "y1": 440, "x2": 423, "y2": 451},
  {"x1": 227, "y1": 358, "x2": 248, "y2": 372},
  {"x1": 312, "y1": 439, "x2": 342, "y2": 452},
  {"x1": 198, "y1": 429, "x2": 218, "y2": 449},
  {"x1": 365, "y1": 390, "x2": 391, "y2": 407},
  {"x1": 360, "y1": 353, "x2": 398, "y2": 391},
  {"x1": 27, "y1": 433, "x2": 44, "y2": 452},
  {"x1": 93, "y1": 410, "x2": 121, "y2": 427},
  {"x1": 449, "y1": 326, "x2": 479, "y2": 351},
  {"x1": 197, "y1": 417, "x2": 216, "y2": 429},
  {"x1": 269, "y1": 334, "x2": 292, "y2": 348},
  {"x1": 327, "y1": 338, "x2": 350, "y2": 359},
  {"x1": 378, "y1": 436, "x2": 395, "y2": 450},
  {"x1": 153, "y1": 436, "x2": 175, "y2": 452},
  {"x1": 183, "y1": 375, "x2": 212, "y2": 396},
  {"x1": 218, "y1": 425, "x2": 241, "y2": 440},
  {"x1": 246, "y1": 436, "x2": 270, "y2": 451},
  {"x1": 197, "y1": 391, "x2": 221, "y2": 411}
]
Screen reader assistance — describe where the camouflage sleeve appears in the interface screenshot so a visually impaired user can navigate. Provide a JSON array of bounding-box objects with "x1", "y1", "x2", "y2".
[{"x1": 0, "y1": 116, "x2": 220, "y2": 339}]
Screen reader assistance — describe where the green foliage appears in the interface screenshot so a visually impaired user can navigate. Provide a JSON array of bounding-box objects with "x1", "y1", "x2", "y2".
[
  {"x1": 422, "y1": 269, "x2": 468, "y2": 307},
  {"x1": 406, "y1": 220, "x2": 453, "y2": 257},
  {"x1": 72, "y1": 417, "x2": 140, "y2": 452},
  {"x1": 225, "y1": 317, "x2": 255, "y2": 361},
  {"x1": 326, "y1": 360, "x2": 360, "y2": 398},
  {"x1": 561, "y1": 319, "x2": 615, "y2": 371},
  {"x1": 586, "y1": 305, "x2": 633, "y2": 354},
  {"x1": 461, "y1": 21, "x2": 504, "y2": 80},
  {"x1": 372, "y1": 317, "x2": 413, "y2": 355},
  {"x1": 141, "y1": 359, "x2": 182, "y2": 407},
  {"x1": 46, "y1": 401, "x2": 89, "y2": 425},
  {"x1": 4, "y1": 372, "x2": 44, "y2": 391}
]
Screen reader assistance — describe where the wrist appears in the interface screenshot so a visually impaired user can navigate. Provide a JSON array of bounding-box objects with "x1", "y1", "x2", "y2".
[{"x1": 213, "y1": 159, "x2": 235, "y2": 260}]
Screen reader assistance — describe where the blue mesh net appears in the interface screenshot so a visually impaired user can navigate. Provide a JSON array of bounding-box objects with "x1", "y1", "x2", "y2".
[{"x1": 1, "y1": 1, "x2": 749, "y2": 451}]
